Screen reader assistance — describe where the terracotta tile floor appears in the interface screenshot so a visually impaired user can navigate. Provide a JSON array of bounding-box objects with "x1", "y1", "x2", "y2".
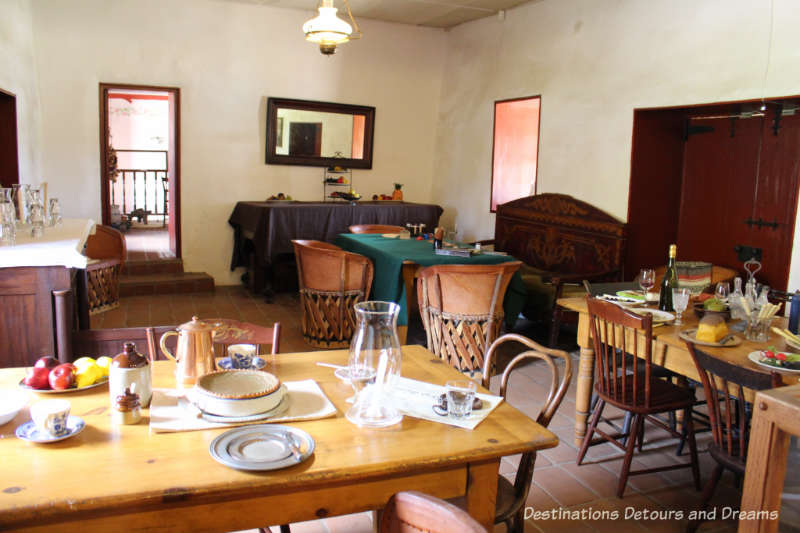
[
  {"x1": 123, "y1": 225, "x2": 175, "y2": 261},
  {"x1": 92, "y1": 287, "x2": 744, "y2": 533}
]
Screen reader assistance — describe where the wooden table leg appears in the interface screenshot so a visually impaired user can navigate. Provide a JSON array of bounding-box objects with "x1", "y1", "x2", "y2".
[
  {"x1": 574, "y1": 345, "x2": 595, "y2": 447},
  {"x1": 401, "y1": 262, "x2": 418, "y2": 317},
  {"x1": 465, "y1": 458, "x2": 500, "y2": 530}
]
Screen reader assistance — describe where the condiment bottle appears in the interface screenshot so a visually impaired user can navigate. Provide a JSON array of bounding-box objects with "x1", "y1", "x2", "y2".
[
  {"x1": 112, "y1": 385, "x2": 142, "y2": 425},
  {"x1": 110, "y1": 342, "x2": 152, "y2": 407}
]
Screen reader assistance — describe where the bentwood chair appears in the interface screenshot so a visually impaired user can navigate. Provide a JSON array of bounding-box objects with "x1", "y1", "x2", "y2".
[
  {"x1": 684, "y1": 342, "x2": 781, "y2": 532},
  {"x1": 381, "y1": 491, "x2": 487, "y2": 533},
  {"x1": 577, "y1": 297, "x2": 701, "y2": 497},
  {"x1": 292, "y1": 240, "x2": 374, "y2": 348},
  {"x1": 348, "y1": 224, "x2": 405, "y2": 234},
  {"x1": 83, "y1": 224, "x2": 126, "y2": 314},
  {"x1": 475, "y1": 333, "x2": 572, "y2": 533},
  {"x1": 417, "y1": 262, "x2": 522, "y2": 374}
]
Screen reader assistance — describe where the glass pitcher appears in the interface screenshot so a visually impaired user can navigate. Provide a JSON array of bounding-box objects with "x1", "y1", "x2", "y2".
[{"x1": 345, "y1": 301, "x2": 403, "y2": 428}]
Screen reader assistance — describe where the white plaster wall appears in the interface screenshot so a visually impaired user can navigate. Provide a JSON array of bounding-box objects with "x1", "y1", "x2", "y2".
[
  {"x1": 433, "y1": 0, "x2": 800, "y2": 287},
  {"x1": 0, "y1": 0, "x2": 41, "y2": 186},
  {"x1": 28, "y1": 0, "x2": 445, "y2": 283}
]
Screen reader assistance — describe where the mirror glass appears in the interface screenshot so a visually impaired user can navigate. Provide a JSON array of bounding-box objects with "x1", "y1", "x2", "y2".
[{"x1": 266, "y1": 97, "x2": 375, "y2": 169}]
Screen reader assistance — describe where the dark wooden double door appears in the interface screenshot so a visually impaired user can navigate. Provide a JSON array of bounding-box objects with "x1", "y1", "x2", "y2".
[{"x1": 628, "y1": 101, "x2": 800, "y2": 290}]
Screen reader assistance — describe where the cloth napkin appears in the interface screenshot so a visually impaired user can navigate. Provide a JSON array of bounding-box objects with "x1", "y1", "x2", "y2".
[
  {"x1": 388, "y1": 376, "x2": 504, "y2": 430},
  {"x1": 149, "y1": 379, "x2": 337, "y2": 433}
]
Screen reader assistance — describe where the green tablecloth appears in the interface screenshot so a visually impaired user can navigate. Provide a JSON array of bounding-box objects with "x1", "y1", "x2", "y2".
[{"x1": 335, "y1": 233, "x2": 527, "y2": 327}]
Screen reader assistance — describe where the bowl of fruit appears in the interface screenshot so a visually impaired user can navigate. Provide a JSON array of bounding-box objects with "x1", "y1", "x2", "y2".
[{"x1": 20, "y1": 355, "x2": 111, "y2": 393}]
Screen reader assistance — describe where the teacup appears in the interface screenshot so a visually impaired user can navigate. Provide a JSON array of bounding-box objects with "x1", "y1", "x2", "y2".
[
  {"x1": 227, "y1": 344, "x2": 258, "y2": 369},
  {"x1": 30, "y1": 399, "x2": 71, "y2": 437}
]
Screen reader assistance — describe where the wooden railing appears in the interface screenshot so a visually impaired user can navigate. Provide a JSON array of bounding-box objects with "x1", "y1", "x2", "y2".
[{"x1": 109, "y1": 150, "x2": 168, "y2": 223}]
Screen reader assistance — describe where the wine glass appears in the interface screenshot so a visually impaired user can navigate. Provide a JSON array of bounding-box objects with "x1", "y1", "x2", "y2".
[
  {"x1": 672, "y1": 288, "x2": 691, "y2": 326},
  {"x1": 639, "y1": 269, "x2": 656, "y2": 298},
  {"x1": 714, "y1": 282, "x2": 730, "y2": 304}
]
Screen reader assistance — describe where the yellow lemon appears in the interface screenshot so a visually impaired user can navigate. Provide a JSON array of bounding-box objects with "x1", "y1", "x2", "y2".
[
  {"x1": 73, "y1": 356, "x2": 96, "y2": 368},
  {"x1": 96, "y1": 356, "x2": 112, "y2": 377},
  {"x1": 75, "y1": 362, "x2": 102, "y2": 388}
]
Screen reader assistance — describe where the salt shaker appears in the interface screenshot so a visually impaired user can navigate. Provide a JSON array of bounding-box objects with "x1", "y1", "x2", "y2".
[
  {"x1": 112, "y1": 385, "x2": 142, "y2": 425},
  {"x1": 110, "y1": 342, "x2": 152, "y2": 407}
]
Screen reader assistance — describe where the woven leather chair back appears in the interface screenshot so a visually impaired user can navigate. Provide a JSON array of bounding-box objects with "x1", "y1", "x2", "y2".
[
  {"x1": 84, "y1": 225, "x2": 126, "y2": 315},
  {"x1": 417, "y1": 261, "x2": 521, "y2": 373},
  {"x1": 348, "y1": 224, "x2": 405, "y2": 234},
  {"x1": 380, "y1": 491, "x2": 487, "y2": 533},
  {"x1": 685, "y1": 342, "x2": 780, "y2": 469},
  {"x1": 292, "y1": 240, "x2": 374, "y2": 348},
  {"x1": 586, "y1": 297, "x2": 655, "y2": 410}
]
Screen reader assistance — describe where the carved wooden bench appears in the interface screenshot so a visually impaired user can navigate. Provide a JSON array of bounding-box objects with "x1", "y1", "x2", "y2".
[{"x1": 494, "y1": 193, "x2": 627, "y2": 346}]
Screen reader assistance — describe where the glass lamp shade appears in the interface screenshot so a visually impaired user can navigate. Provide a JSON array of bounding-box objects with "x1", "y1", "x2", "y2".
[{"x1": 303, "y1": 6, "x2": 352, "y2": 45}]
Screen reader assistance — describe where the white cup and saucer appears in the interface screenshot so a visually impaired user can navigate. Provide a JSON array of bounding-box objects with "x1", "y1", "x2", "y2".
[
  {"x1": 16, "y1": 399, "x2": 86, "y2": 443},
  {"x1": 217, "y1": 344, "x2": 267, "y2": 371}
]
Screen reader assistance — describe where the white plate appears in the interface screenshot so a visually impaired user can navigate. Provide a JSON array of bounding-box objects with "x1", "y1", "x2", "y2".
[
  {"x1": 748, "y1": 351, "x2": 800, "y2": 374},
  {"x1": 631, "y1": 308, "x2": 674, "y2": 323},
  {"x1": 199, "y1": 392, "x2": 290, "y2": 424},
  {"x1": 209, "y1": 424, "x2": 315, "y2": 471},
  {"x1": 382, "y1": 233, "x2": 400, "y2": 239},
  {"x1": 15, "y1": 415, "x2": 85, "y2": 443}
]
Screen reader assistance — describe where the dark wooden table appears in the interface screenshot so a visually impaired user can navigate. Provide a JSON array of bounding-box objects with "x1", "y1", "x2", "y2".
[{"x1": 228, "y1": 201, "x2": 443, "y2": 294}]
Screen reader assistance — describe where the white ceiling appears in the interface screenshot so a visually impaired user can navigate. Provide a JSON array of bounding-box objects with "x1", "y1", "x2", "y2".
[{"x1": 218, "y1": 0, "x2": 533, "y2": 28}]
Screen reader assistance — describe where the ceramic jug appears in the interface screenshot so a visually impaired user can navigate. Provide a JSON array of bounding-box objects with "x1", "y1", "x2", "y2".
[{"x1": 160, "y1": 316, "x2": 216, "y2": 387}]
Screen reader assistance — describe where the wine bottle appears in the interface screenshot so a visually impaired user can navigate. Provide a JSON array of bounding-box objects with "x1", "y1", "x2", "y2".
[{"x1": 658, "y1": 244, "x2": 678, "y2": 312}]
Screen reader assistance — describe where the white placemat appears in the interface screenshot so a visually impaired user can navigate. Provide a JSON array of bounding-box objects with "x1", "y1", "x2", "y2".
[
  {"x1": 388, "y1": 376, "x2": 504, "y2": 430},
  {"x1": 149, "y1": 379, "x2": 337, "y2": 433}
]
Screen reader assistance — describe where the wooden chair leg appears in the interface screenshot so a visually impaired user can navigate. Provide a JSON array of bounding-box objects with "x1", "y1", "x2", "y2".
[
  {"x1": 577, "y1": 399, "x2": 604, "y2": 465},
  {"x1": 687, "y1": 464, "x2": 724, "y2": 533},
  {"x1": 616, "y1": 413, "x2": 643, "y2": 498},
  {"x1": 280, "y1": 525, "x2": 291, "y2": 533},
  {"x1": 684, "y1": 407, "x2": 701, "y2": 491},
  {"x1": 549, "y1": 305, "x2": 562, "y2": 347}
]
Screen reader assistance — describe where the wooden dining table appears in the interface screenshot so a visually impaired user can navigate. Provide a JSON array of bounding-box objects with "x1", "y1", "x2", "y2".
[
  {"x1": 557, "y1": 296, "x2": 798, "y2": 447},
  {"x1": 0, "y1": 344, "x2": 557, "y2": 532}
]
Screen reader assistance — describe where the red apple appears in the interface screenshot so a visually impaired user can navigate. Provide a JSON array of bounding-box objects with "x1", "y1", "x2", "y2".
[
  {"x1": 23, "y1": 366, "x2": 52, "y2": 390},
  {"x1": 34, "y1": 356, "x2": 59, "y2": 370},
  {"x1": 48, "y1": 363, "x2": 76, "y2": 390}
]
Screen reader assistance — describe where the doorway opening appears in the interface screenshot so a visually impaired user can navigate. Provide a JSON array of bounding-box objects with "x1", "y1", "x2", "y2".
[
  {"x1": 99, "y1": 84, "x2": 180, "y2": 262},
  {"x1": 626, "y1": 96, "x2": 800, "y2": 290},
  {"x1": 0, "y1": 88, "x2": 19, "y2": 187}
]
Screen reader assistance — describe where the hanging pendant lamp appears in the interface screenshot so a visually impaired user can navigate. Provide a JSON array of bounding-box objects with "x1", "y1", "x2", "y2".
[{"x1": 302, "y1": 0, "x2": 360, "y2": 55}]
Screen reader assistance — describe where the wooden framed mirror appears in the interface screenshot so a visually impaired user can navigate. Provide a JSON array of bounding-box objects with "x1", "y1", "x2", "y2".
[{"x1": 266, "y1": 97, "x2": 375, "y2": 169}]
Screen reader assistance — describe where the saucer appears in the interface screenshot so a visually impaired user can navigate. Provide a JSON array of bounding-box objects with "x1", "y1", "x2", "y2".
[
  {"x1": 15, "y1": 415, "x2": 85, "y2": 443},
  {"x1": 217, "y1": 357, "x2": 267, "y2": 371}
]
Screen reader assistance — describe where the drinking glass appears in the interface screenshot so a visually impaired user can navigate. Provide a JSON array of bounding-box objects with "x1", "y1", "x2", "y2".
[
  {"x1": 715, "y1": 282, "x2": 730, "y2": 304},
  {"x1": 0, "y1": 195, "x2": 15, "y2": 245},
  {"x1": 672, "y1": 288, "x2": 691, "y2": 326},
  {"x1": 445, "y1": 380, "x2": 477, "y2": 419},
  {"x1": 345, "y1": 301, "x2": 403, "y2": 428},
  {"x1": 29, "y1": 202, "x2": 44, "y2": 238},
  {"x1": 48, "y1": 198, "x2": 62, "y2": 226},
  {"x1": 639, "y1": 268, "x2": 656, "y2": 297}
]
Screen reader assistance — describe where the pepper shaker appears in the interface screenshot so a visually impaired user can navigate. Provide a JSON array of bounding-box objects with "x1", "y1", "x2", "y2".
[{"x1": 112, "y1": 385, "x2": 142, "y2": 425}]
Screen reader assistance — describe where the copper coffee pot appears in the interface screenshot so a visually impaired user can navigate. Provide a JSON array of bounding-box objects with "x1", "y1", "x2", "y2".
[{"x1": 159, "y1": 316, "x2": 216, "y2": 387}]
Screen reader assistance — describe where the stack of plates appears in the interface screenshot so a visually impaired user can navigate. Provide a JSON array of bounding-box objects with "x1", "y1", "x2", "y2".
[{"x1": 209, "y1": 424, "x2": 315, "y2": 471}]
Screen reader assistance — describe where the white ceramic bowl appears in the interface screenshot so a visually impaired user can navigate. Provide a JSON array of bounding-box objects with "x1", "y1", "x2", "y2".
[
  {"x1": 191, "y1": 370, "x2": 284, "y2": 417},
  {"x1": 0, "y1": 389, "x2": 29, "y2": 426}
]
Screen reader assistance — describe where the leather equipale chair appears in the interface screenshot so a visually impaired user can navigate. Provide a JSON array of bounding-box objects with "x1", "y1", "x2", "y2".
[
  {"x1": 292, "y1": 240, "x2": 374, "y2": 348},
  {"x1": 381, "y1": 491, "x2": 487, "y2": 533},
  {"x1": 476, "y1": 333, "x2": 572, "y2": 533},
  {"x1": 417, "y1": 262, "x2": 521, "y2": 374},
  {"x1": 348, "y1": 224, "x2": 406, "y2": 234},
  {"x1": 83, "y1": 224, "x2": 126, "y2": 314},
  {"x1": 577, "y1": 297, "x2": 701, "y2": 497},
  {"x1": 684, "y1": 342, "x2": 781, "y2": 533}
]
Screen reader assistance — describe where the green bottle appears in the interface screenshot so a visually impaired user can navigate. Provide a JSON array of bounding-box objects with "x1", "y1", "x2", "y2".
[{"x1": 658, "y1": 244, "x2": 678, "y2": 312}]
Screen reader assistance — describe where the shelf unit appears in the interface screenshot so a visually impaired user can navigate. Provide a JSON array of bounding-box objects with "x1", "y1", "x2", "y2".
[{"x1": 323, "y1": 167, "x2": 353, "y2": 202}]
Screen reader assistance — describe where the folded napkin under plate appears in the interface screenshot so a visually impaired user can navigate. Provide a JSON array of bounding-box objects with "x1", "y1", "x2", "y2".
[{"x1": 149, "y1": 379, "x2": 337, "y2": 433}]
